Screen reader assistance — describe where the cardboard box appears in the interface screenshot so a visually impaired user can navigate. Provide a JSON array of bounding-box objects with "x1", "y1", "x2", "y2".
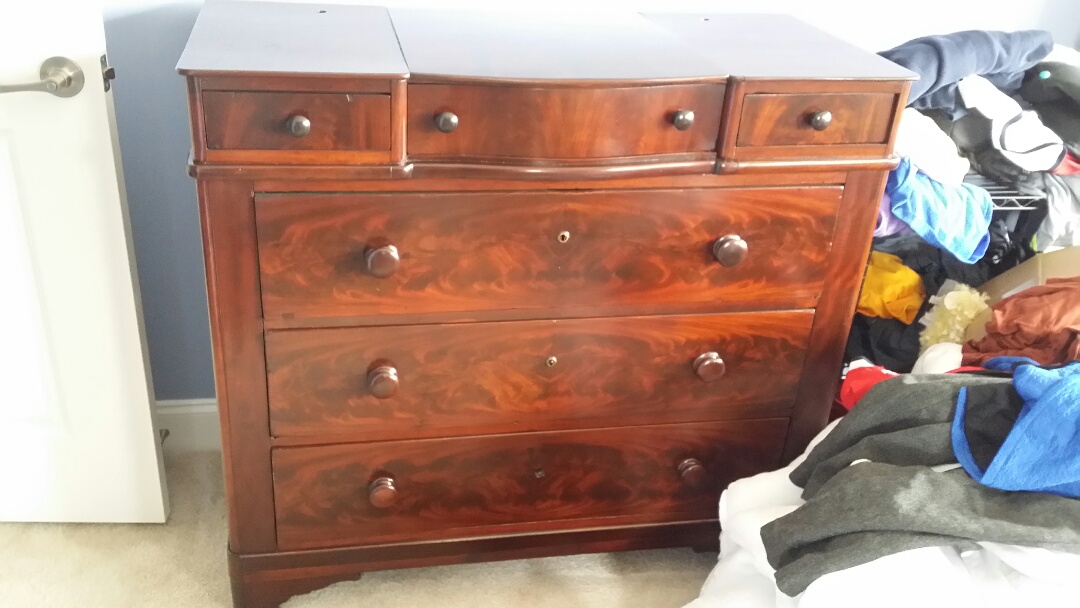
[{"x1": 964, "y1": 246, "x2": 1080, "y2": 342}]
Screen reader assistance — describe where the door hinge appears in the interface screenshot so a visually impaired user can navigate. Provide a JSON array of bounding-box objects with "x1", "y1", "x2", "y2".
[{"x1": 100, "y1": 54, "x2": 116, "y2": 92}]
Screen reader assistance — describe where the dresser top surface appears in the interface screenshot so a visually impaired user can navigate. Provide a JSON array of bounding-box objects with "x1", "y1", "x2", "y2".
[{"x1": 177, "y1": 1, "x2": 914, "y2": 81}]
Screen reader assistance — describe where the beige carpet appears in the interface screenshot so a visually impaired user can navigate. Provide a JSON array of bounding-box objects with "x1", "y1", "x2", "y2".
[{"x1": 0, "y1": 452, "x2": 716, "y2": 608}]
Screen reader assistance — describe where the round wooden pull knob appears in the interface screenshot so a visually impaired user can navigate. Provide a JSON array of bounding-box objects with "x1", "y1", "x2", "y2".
[
  {"x1": 712, "y1": 235, "x2": 748, "y2": 267},
  {"x1": 368, "y1": 477, "x2": 398, "y2": 508},
  {"x1": 285, "y1": 114, "x2": 311, "y2": 137},
  {"x1": 693, "y1": 352, "x2": 726, "y2": 382},
  {"x1": 367, "y1": 365, "x2": 399, "y2": 399},
  {"x1": 808, "y1": 110, "x2": 833, "y2": 131},
  {"x1": 434, "y1": 111, "x2": 459, "y2": 133},
  {"x1": 364, "y1": 244, "x2": 399, "y2": 278},
  {"x1": 672, "y1": 109, "x2": 695, "y2": 131},
  {"x1": 678, "y1": 458, "x2": 707, "y2": 488}
]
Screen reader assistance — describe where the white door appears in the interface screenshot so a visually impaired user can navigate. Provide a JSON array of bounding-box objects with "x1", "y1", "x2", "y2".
[{"x1": 0, "y1": 1, "x2": 168, "y2": 522}]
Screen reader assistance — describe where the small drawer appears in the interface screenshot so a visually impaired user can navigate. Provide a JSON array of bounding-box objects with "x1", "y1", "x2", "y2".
[
  {"x1": 201, "y1": 90, "x2": 391, "y2": 159},
  {"x1": 272, "y1": 418, "x2": 787, "y2": 550},
  {"x1": 254, "y1": 187, "x2": 841, "y2": 326},
  {"x1": 407, "y1": 83, "x2": 725, "y2": 160},
  {"x1": 265, "y1": 311, "x2": 812, "y2": 439},
  {"x1": 736, "y1": 92, "x2": 895, "y2": 148}
]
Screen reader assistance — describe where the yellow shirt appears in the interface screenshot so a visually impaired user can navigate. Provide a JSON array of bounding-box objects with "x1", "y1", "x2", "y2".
[{"x1": 857, "y1": 251, "x2": 926, "y2": 324}]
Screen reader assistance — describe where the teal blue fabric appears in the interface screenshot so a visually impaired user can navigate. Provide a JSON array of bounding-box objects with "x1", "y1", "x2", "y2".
[
  {"x1": 887, "y1": 157, "x2": 993, "y2": 264},
  {"x1": 953, "y1": 358, "x2": 1080, "y2": 498}
]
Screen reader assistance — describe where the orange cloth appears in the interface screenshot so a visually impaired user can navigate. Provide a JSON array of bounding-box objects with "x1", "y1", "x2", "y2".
[
  {"x1": 857, "y1": 251, "x2": 926, "y2": 324},
  {"x1": 963, "y1": 277, "x2": 1080, "y2": 366}
]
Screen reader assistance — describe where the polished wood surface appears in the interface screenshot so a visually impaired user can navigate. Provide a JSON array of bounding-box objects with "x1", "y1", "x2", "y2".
[
  {"x1": 195, "y1": 180, "x2": 276, "y2": 554},
  {"x1": 202, "y1": 91, "x2": 391, "y2": 152},
  {"x1": 177, "y1": 1, "x2": 408, "y2": 76},
  {"x1": 784, "y1": 170, "x2": 887, "y2": 462},
  {"x1": 272, "y1": 418, "x2": 786, "y2": 550},
  {"x1": 389, "y1": 8, "x2": 721, "y2": 82},
  {"x1": 179, "y1": 4, "x2": 910, "y2": 605},
  {"x1": 255, "y1": 187, "x2": 840, "y2": 326},
  {"x1": 719, "y1": 79, "x2": 906, "y2": 163},
  {"x1": 408, "y1": 84, "x2": 725, "y2": 159},
  {"x1": 736, "y1": 92, "x2": 894, "y2": 147},
  {"x1": 265, "y1": 312, "x2": 812, "y2": 439},
  {"x1": 643, "y1": 13, "x2": 915, "y2": 80},
  {"x1": 229, "y1": 523, "x2": 717, "y2": 608}
]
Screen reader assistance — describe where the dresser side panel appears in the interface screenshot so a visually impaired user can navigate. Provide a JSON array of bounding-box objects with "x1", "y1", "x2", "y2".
[
  {"x1": 197, "y1": 179, "x2": 277, "y2": 553},
  {"x1": 784, "y1": 169, "x2": 888, "y2": 462}
]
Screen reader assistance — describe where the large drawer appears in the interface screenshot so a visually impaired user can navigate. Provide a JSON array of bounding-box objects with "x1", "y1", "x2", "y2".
[
  {"x1": 406, "y1": 83, "x2": 725, "y2": 160},
  {"x1": 254, "y1": 187, "x2": 842, "y2": 326},
  {"x1": 272, "y1": 418, "x2": 788, "y2": 550},
  {"x1": 265, "y1": 311, "x2": 812, "y2": 439}
]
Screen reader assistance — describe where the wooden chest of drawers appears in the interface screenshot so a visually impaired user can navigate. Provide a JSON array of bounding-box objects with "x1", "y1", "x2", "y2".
[{"x1": 178, "y1": 3, "x2": 912, "y2": 607}]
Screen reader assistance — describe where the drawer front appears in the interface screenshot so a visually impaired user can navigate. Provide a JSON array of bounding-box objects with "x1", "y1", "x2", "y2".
[
  {"x1": 407, "y1": 84, "x2": 725, "y2": 159},
  {"x1": 202, "y1": 91, "x2": 391, "y2": 152},
  {"x1": 272, "y1": 418, "x2": 787, "y2": 550},
  {"x1": 266, "y1": 311, "x2": 812, "y2": 439},
  {"x1": 255, "y1": 187, "x2": 841, "y2": 325},
  {"x1": 736, "y1": 92, "x2": 895, "y2": 148}
]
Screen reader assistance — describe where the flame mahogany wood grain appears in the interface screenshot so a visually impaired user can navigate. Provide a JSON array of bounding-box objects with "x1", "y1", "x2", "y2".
[
  {"x1": 784, "y1": 170, "x2": 888, "y2": 462},
  {"x1": 272, "y1": 418, "x2": 786, "y2": 550},
  {"x1": 407, "y1": 84, "x2": 725, "y2": 160},
  {"x1": 195, "y1": 179, "x2": 276, "y2": 553},
  {"x1": 718, "y1": 79, "x2": 907, "y2": 162},
  {"x1": 202, "y1": 90, "x2": 391, "y2": 154},
  {"x1": 736, "y1": 92, "x2": 894, "y2": 147},
  {"x1": 228, "y1": 522, "x2": 717, "y2": 608},
  {"x1": 254, "y1": 187, "x2": 841, "y2": 327},
  {"x1": 265, "y1": 311, "x2": 812, "y2": 440}
]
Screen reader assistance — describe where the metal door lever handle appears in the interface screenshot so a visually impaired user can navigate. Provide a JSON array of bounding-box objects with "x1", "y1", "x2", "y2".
[{"x1": 0, "y1": 57, "x2": 84, "y2": 98}]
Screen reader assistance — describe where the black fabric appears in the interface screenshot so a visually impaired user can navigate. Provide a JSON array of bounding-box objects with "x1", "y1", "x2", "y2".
[
  {"x1": 984, "y1": 216, "x2": 1037, "y2": 278},
  {"x1": 1020, "y1": 62, "x2": 1080, "y2": 156},
  {"x1": 963, "y1": 382, "x2": 1026, "y2": 471},
  {"x1": 879, "y1": 30, "x2": 1054, "y2": 118},
  {"x1": 845, "y1": 315, "x2": 922, "y2": 373}
]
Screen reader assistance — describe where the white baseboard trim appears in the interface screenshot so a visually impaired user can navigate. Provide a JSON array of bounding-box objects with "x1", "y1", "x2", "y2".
[{"x1": 154, "y1": 399, "x2": 221, "y2": 454}]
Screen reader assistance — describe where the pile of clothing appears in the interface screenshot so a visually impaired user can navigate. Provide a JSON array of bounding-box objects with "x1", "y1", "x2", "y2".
[
  {"x1": 847, "y1": 29, "x2": 1080, "y2": 375},
  {"x1": 683, "y1": 359, "x2": 1080, "y2": 608}
]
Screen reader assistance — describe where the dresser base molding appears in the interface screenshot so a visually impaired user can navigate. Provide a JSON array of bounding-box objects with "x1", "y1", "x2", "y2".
[{"x1": 228, "y1": 521, "x2": 719, "y2": 608}]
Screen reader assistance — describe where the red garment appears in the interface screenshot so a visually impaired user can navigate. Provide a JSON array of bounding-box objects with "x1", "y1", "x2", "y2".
[
  {"x1": 963, "y1": 277, "x2": 1080, "y2": 366},
  {"x1": 1054, "y1": 151, "x2": 1080, "y2": 175},
  {"x1": 839, "y1": 366, "x2": 899, "y2": 410}
]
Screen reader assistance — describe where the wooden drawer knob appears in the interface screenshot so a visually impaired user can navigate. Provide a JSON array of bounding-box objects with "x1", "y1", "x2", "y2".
[
  {"x1": 672, "y1": 109, "x2": 695, "y2": 131},
  {"x1": 693, "y1": 352, "x2": 726, "y2": 382},
  {"x1": 712, "y1": 235, "x2": 748, "y2": 267},
  {"x1": 364, "y1": 244, "x2": 399, "y2": 278},
  {"x1": 367, "y1": 365, "x2": 399, "y2": 399},
  {"x1": 434, "y1": 111, "x2": 459, "y2": 133},
  {"x1": 368, "y1": 477, "x2": 398, "y2": 508},
  {"x1": 285, "y1": 114, "x2": 311, "y2": 137},
  {"x1": 678, "y1": 458, "x2": 707, "y2": 488},
  {"x1": 808, "y1": 110, "x2": 833, "y2": 131}
]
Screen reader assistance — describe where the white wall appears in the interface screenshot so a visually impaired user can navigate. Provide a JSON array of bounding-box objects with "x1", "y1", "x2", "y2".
[{"x1": 99, "y1": 0, "x2": 1080, "y2": 400}]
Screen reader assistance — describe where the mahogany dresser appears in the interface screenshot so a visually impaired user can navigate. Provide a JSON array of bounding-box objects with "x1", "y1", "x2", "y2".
[{"x1": 178, "y1": 3, "x2": 913, "y2": 606}]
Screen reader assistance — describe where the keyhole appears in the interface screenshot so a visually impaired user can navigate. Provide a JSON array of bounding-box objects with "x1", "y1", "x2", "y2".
[
  {"x1": 557, "y1": 231, "x2": 570, "y2": 243},
  {"x1": 546, "y1": 356, "x2": 558, "y2": 367}
]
